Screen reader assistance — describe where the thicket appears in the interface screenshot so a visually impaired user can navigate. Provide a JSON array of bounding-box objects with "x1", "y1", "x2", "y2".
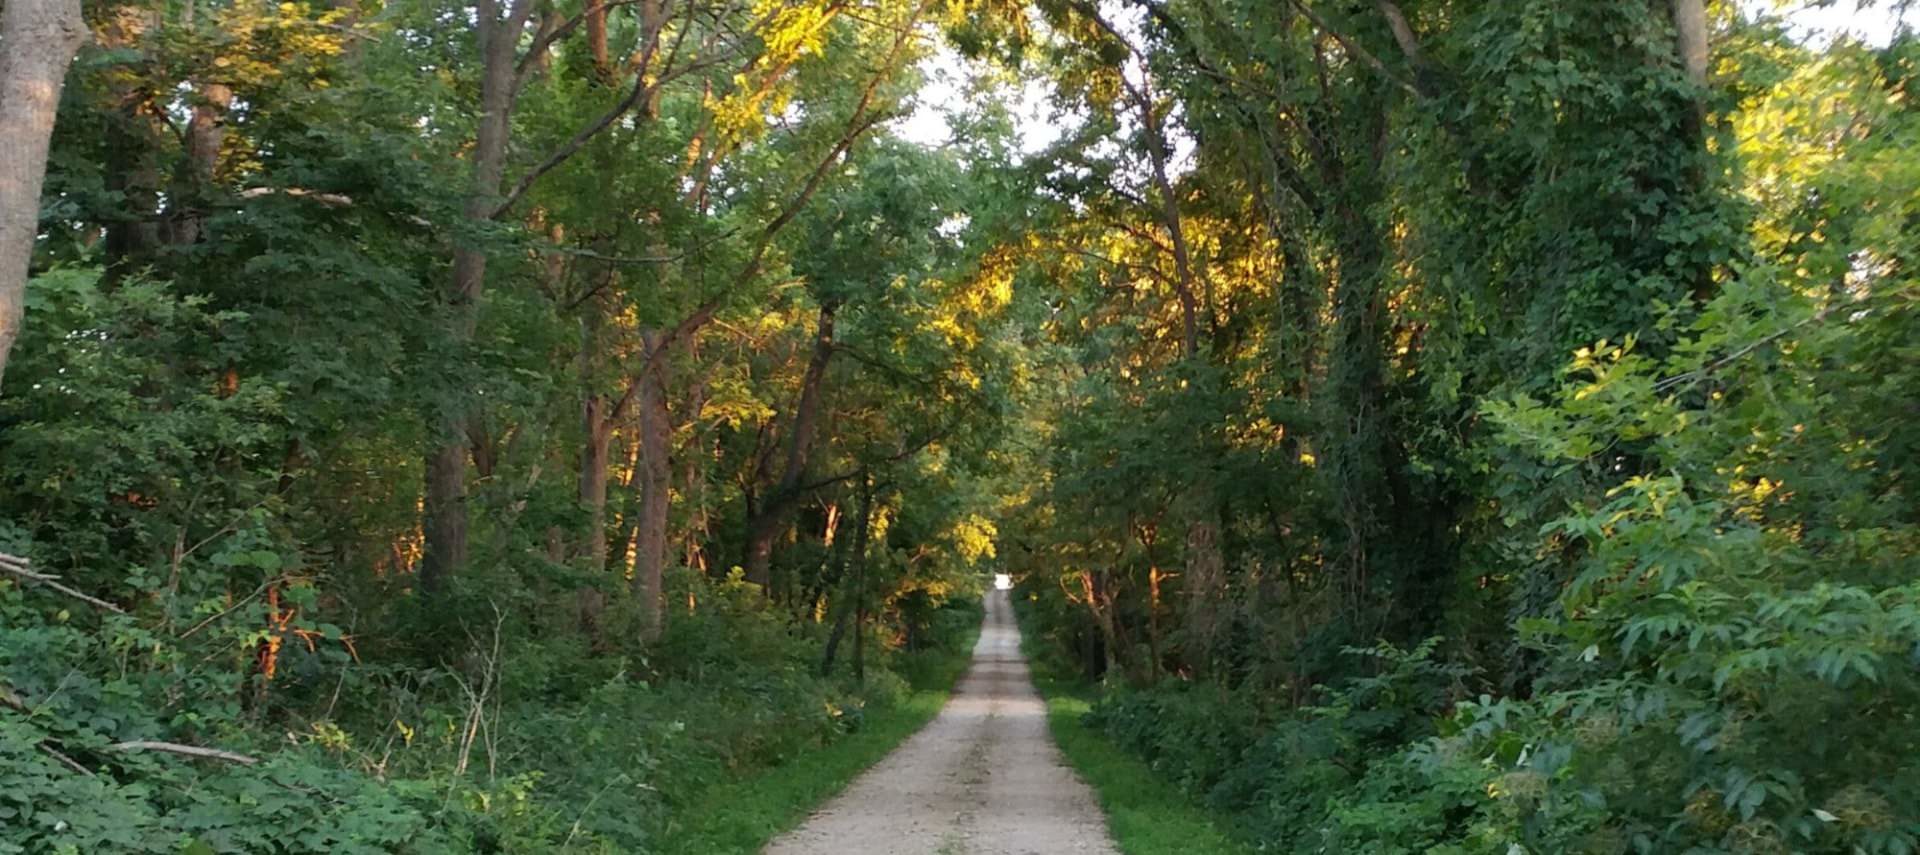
[
  {"x1": 999, "y1": 2, "x2": 1920, "y2": 853},
  {"x1": 2, "y1": 565, "x2": 979, "y2": 851}
]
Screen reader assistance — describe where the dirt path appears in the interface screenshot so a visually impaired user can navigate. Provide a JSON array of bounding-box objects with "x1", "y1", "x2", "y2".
[{"x1": 763, "y1": 590, "x2": 1119, "y2": 855}]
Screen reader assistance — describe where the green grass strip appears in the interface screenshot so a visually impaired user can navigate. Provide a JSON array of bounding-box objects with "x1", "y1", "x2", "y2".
[
  {"x1": 657, "y1": 690, "x2": 951, "y2": 854},
  {"x1": 1024, "y1": 655, "x2": 1254, "y2": 855},
  {"x1": 658, "y1": 619, "x2": 981, "y2": 854}
]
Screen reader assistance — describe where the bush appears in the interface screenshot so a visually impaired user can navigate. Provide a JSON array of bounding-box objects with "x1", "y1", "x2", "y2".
[{"x1": 0, "y1": 565, "x2": 982, "y2": 854}]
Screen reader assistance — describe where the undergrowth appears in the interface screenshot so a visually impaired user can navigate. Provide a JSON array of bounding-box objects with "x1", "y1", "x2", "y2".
[{"x1": 0, "y1": 573, "x2": 982, "y2": 853}]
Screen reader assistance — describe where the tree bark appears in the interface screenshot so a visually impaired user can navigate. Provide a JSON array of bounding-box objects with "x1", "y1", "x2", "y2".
[
  {"x1": 743, "y1": 302, "x2": 837, "y2": 588},
  {"x1": 1325, "y1": 210, "x2": 1390, "y2": 615},
  {"x1": 678, "y1": 359, "x2": 713, "y2": 576},
  {"x1": 420, "y1": 0, "x2": 528, "y2": 593},
  {"x1": 1081, "y1": 570, "x2": 1122, "y2": 678},
  {"x1": 819, "y1": 473, "x2": 873, "y2": 677},
  {"x1": 579, "y1": 405, "x2": 614, "y2": 573},
  {"x1": 1137, "y1": 90, "x2": 1202, "y2": 358},
  {"x1": 165, "y1": 82, "x2": 233, "y2": 246},
  {"x1": 1670, "y1": 0, "x2": 1708, "y2": 86},
  {"x1": 631, "y1": 330, "x2": 672, "y2": 640},
  {"x1": 0, "y1": 0, "x2": 87, "y2": 391},
  {"x1": 586, "y1": 1, "x2": 610, "y2": 79},
  {"x1": 96, "y1": 8, "x2": 162, "y2": 281},
  {"x1": 1182, "y1": 511, "x2": 1223, "y2": 674},
  {"x1": 576, "y1": 268, "x2": 616, "y2": 574}
]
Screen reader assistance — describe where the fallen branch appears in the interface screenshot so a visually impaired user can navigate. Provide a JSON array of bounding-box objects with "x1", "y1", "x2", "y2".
[
  {"x1": 110, "y1": 740, "x2": 260, "y2": 766},
  {"x1": 0, "y1": 553, "x2": 127, "y2": 614}
]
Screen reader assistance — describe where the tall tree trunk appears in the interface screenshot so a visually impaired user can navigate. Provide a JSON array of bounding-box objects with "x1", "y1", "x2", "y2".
[
  {"x1": 819, "y1": 473, "x2": 873, "y2": 677},
  {"x1": 1182, "y1": 510, "x2": 1223, "y2": 674},
  {"x1": 1670, "y1": 0, "x2": 1708, "y2": 86},
  {"x1": 1106, "y1": 36, "x2": 1230, "y2": 673},
  {"x1": 586, "y1": 0, "x2": 610, "y2": 80},
  {"x1": 579, "y1": 408, "x2": 614, "y2": 573},
  {"x1": 631, "y1": 330, "x2": 672, "y2": 640},
  {"x1": 1325, "y1": 213, "x2": 1389, "y2": 615},
  {"x1": 0, "y1": 0, "x2": 86, "y2": 390},
  {"x1": 97, "y1": 8, "x2": 161, "y2": 282},
  {"x1": 743, "y1": 302, "x2": 837, "y2": 588},
  {"x1": 420, "y1": 4, "x2": 521, "y2": 593},
  {"x1": 678, "y1": 361, "x2": 712, "y2": 576},
  {"x1": 165, "y1": 82, "x2": 233, "y2": 246},
  {"x1": 576, "y1": 270, "x2": 616, "y2": 573},
  {"x1": 1081, "y1": 570, "x2": 1122, "y2": 679}
]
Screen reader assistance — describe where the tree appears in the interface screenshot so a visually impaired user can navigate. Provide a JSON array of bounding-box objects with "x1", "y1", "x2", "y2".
[{"x1": 0, "y1": 0, "x2": 86, "y2": 391}]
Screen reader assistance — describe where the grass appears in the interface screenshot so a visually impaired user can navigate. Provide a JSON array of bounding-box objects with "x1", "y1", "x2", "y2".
[
  {"x1": 656, "y1": 615, "x2": 981, "y2": 854},
  {"x1": 1017, "y1": 616, "x2": 1253, "y2": 855}
]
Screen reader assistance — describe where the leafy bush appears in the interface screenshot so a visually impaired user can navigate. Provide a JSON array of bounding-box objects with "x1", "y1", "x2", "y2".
[
  {"x1": 1074, "y1": 262, "x2": 1920, "y2": 853},
  {"x1": 0, "y1": 565, "x2": 981, "y2": 853}
]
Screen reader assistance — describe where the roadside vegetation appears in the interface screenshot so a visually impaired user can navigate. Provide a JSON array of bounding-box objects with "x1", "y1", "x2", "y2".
[
  {"x1": 1005, "y1": 3, "x2": 1920, "y2": 854},
  {"x1": 0, "y1": 0, "x2": 1913, "y2": 852},
  {"x1": 1020, "y1": 611, "x2": 1251, "y2": 855}
]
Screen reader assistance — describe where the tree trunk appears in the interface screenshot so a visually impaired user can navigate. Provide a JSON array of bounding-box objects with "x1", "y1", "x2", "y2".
[
  {"x1": 1182, "y1": 514, "x2": 1223, "y2": 675},
  {"x1": 586, "y1": 0, "x2": 610, "y2": 79},
  {"x1": 742, "y1": 508, "x2": 782, "y2": 590},
  {"x1": 1670, "y1": 0, "x2": 1708, "y2": 86},
  {"x1": 631, "y1": 330, "x2": 672, "y2": 640},
  {"x1": 678, "y1": 362, "x2": 712, "y2": 576},
  {"x1": 1081, "y1": 570, "x2": 1121, "y2": 679},
  {"x1": 576, "y1": 274, "x2": 615, "y2": 574},
  {"x1": 853, "y1": 591, "x2": 867, "y2": 684},
  {"x1": 819, "y1": 473, "x2": 873, "y2": 677},
  {"x1": 1147, "y1": 564, "x2": 1163, "y2": 678},
  {"x1": 1118, "y1": 43, "x2": 1228, "y2": 668},
  {"x1": 1326, "y1": 215, "x2": 1389, "y2": 615},
  {"x1": 1138, "y1": 89, "x2": 1202, "y2": 358},
  {"x1": 420, "y1": 5, "x2": 520, "y2": 593},
  {"x1": 165, "y1": 81, "x2": 233, "y2": 246},
  {"x1": 420, "y1": 441, "x2": 470, "y2": 594},
  {"x1": 579, "y1": 408, "x2": 613, "y2": 573},
  {"x1": 96, "y1": 8, "x2": 161, "y2": 282},
  {"x1": 743, "y1": 302, "x2": 837, "y2": 588},
  {"x1": 0, "y1": 0, "x2": 86, "y2": 391}
]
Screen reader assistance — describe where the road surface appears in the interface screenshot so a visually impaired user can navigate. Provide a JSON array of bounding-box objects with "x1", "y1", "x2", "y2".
[{"x1": 763, "y1": 589, "x2": 1119, "y2": 855}]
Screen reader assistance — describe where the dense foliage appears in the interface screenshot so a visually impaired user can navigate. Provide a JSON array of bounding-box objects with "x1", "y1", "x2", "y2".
[
  {"x1": 1, "y1": 0, "x2": 1914, "y2": 852},
  {"x1": 2, "y1": 0, "x2": 1006, "y2": 850},
  {"x1": 994, "y1": 1, "x2": 1920, "y2": 853}
]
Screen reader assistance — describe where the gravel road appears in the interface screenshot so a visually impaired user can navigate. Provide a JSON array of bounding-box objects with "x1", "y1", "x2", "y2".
[{"x1": 762, "y1": 589, "x2": 1119, "y2": 855}]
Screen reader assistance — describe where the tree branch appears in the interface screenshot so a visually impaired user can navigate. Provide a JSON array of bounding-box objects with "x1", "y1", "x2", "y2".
[
  {"x1": 110, "y1": 740, "x2": 261, "y2": 766},
  {"x1": 490, "y1": 77, "x2": 655, "y2": 220},
  {"x1": 1285, "y1": 0, "x2": 1422, "y2": 98},
  {"x1": 0, "y1": 554, "x2": 126, "y2": 614},
  {"x1": 1653, "y1": 304, "x2": 1839, "y2": 393}
]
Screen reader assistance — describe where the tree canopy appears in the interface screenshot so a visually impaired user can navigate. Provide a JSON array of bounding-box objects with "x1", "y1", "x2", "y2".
[{"x1": 0, "y1": 0, "x2": 1914, "y2": 851}]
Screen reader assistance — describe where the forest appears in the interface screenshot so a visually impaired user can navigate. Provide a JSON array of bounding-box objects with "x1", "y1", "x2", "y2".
[{"x1": 0, "y1": 0, "x2": 1914, "y2": 851}]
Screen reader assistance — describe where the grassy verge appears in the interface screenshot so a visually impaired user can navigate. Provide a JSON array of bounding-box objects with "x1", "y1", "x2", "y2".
[
  {"x1": 1018, "y1": 622, "x2": 1252, "y2": 855},
  {"x1": 658, "y1": 615, "x2": 981, "y2": 854}
]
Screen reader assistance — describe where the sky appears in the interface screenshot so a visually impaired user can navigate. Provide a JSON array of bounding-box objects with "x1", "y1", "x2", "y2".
[
  {"x1": 891, "y1": 0, "x2": 1914, "y2": 151},
  {"x1": 893, "y1": 54, "x2": 1061, "y2": 153},
  {"x1": 1758, "y1": 0, "x2": 1915, "y2": 44}
]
